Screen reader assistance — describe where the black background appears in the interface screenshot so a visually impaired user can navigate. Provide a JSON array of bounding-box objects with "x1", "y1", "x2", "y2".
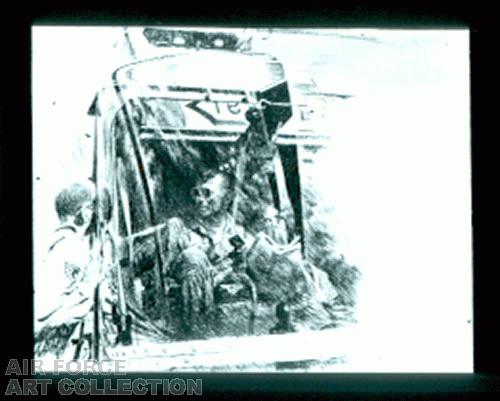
[{"x1": 0, "y1": 2, "x2": 497, "y2": 400}]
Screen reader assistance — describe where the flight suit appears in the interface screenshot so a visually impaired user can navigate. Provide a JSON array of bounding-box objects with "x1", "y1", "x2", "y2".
[{"x1": 166, "y1": 215, "x2": 250, "y2": 338}]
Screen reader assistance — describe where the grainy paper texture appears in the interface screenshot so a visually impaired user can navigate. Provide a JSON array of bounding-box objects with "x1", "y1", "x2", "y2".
[{"x1": 33, "y1": 27, "x2": 471, "y2": 372}]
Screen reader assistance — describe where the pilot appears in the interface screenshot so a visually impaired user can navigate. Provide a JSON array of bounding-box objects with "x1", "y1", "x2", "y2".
[
  {"x1": 135, "y1": 166, "x2": 338, "y2": 339},
  {"x1": 163, "y1": 167, "x2": 252, "y2": 338}
]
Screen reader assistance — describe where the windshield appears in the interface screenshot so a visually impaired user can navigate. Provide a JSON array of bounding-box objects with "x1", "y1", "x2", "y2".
[{"x1": 112, "y1": 97, "x2": 295, "y2": 236}]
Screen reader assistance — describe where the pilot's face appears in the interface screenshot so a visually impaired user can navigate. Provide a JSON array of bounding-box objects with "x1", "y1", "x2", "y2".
[{"x1": 191, "y1": 174, "x2": 228, "y2": 218}]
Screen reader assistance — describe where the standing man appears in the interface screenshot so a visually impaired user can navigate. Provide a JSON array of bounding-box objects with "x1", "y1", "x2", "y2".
[{"x1": 34, "y1": 181, "x2": 102, "y2": 359}]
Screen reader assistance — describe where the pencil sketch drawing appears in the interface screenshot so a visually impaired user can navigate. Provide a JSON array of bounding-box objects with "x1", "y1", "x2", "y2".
[{"x1": 33, "y1": 27, "x2": 472, "y2": 372}]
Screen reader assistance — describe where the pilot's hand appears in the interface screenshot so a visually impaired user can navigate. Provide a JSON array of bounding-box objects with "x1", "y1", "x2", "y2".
[{"x1": 133, "y1": 236, "x2": 157, "y2": 273}]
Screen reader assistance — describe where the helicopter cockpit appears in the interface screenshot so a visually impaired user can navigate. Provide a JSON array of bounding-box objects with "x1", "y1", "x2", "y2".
[{"x1": 87, "y1": 28, "x2": 340, "y2": 358}]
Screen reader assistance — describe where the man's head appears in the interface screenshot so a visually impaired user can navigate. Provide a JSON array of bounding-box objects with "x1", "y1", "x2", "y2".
[
  {"x1": 191, "y1": 169, "x2": 233, "y2": 219},
  {"x1": 55, "y1": 181, "x2": 96, "y2": 231}
]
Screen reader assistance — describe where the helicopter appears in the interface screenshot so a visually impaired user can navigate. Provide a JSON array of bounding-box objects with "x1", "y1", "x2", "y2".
[{"x1": 86, "y1": 27, "x2": 349, "y2": 368}]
